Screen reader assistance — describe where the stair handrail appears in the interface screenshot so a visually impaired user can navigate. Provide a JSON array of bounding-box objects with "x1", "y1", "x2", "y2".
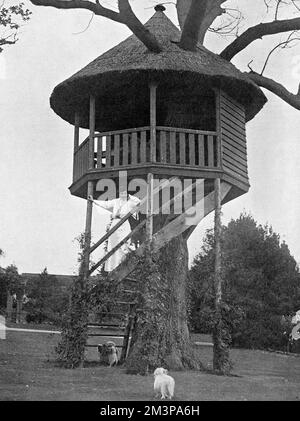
[
  {"x1": 89, "y1": 176, "x2": 178, "y2": 255},
  {"x1": 103, "y1": 182, "x2": 232, "y2": 285},
  {"x1": 88, "y1": 178, "x2": 204, "y2": 277},
  {"x1": 88, "y1": 219, "x2": 146, "y2": 276}
]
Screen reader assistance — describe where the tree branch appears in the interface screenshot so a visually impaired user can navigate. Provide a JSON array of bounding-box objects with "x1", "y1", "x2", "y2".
[
  {"x1": 247, "y1": 71, "x2": 300, "y2": 110},
  {"x1": 260, "y1": 31, "x2": 300, "y2": 75},
  {"x1": 0, "y1": 38, "x2": 17, "y2": 46},
  {"x1": 117, "y1": 0, "x2": 161, "y2": 53},
  {"x1": 179, "y1": 0, "x2": 209, "y2": 50},
  {"x1": 221, "y1": 17, "x2": 300, "y2": 61},
  {"x1": 30, "y1": 0, "x2": 123, "y2": 21},
  {"x1": 177, "y1": 0, "x2": 226, "y2": 48},
  {"x1": 29, "y1": 0, "x2": 162, "y2": 53}
]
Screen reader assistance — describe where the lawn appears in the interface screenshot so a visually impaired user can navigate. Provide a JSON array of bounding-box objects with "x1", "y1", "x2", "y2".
[{"x1": 0, "y1": 329, "x2": 299, "y2": 401}]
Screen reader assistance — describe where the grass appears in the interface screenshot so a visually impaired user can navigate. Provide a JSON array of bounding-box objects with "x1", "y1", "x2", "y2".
[{"x1": 0, "y1": 329, "x2": 299, "y2": 401}]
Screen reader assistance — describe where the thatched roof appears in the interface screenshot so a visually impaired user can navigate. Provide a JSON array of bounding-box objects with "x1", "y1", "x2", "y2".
[{"x1": 50, "y1": 8, "x2": 267, "y2": 131}]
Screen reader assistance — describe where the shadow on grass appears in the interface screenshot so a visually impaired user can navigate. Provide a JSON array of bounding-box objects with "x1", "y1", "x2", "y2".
[{"x1": 45, "y1": 357, "x2": 242, "y2": 380}]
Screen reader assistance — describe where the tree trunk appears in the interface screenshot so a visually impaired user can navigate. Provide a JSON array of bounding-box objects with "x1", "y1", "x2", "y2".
[{"x1": 126, "y1": 222, "x2": 201, "y2": 374}]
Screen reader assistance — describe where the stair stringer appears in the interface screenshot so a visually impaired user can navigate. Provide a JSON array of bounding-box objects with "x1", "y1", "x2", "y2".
[{"x1": 106, "y1": 181, "x2": 232, "y2": 283}]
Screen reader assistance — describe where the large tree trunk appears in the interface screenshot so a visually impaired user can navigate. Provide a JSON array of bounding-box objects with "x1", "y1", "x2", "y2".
[{"x1": 126, "y1": 222, "x2": 201, "y2": 374}]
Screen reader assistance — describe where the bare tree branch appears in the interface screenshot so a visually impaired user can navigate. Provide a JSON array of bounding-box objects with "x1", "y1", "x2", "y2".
[
  {"x1": 220, "y1": 16, "x2": 300, "y2": 61},
  {"x1": 29, "y1": 0, "x2": 162, "y2": 52},
  {"x1": 118, "y1": 0, "x2": 161, "y2": 52},
  {"x1": 247, "y1": 70, "x2": 300, "y2": 109},
  {"x1": 209, "y1": 7, "x2": 243, "y2": 37},
  {"x1": 176, "y1": 0, "x2": 226, "y2": 44},
  {"x1": 260, "y1": 31, "x2": 300, "y2": 75},
  {"x1": 0, "y1": 38, "x2": 17, "y2": 46},
  {"x1": 30, "y1": 0, "x2": 122, "y2": 21}
]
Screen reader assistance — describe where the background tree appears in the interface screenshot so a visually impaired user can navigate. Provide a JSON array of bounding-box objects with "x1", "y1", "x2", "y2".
[
  {"x1": 0, "y1": 264, "x2": 23, "y2": 313},
  {"x1": 28, "y1": 0, "x2": 300, "y2": 372},
  {"x1": 190, "y1": 213, "x2": 300, "y2": 351},
  {"x1": 0, "y1": 1, "x2": 31, "y2": 53},
  {"x1": 0, "y1": 250, "x2": 5, "y2": 312},
  {"x1": 24, "y1": 268, "x2": 69, "y2": 324}
]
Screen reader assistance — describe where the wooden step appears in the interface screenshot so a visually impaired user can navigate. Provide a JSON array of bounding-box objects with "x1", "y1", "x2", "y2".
[
  {"x1": 88, "y1": 333, "x2": 125, "y2": 338},
  {"x1": 122, "y1": 289, "x2": 138, "y2": 294},
  {"x1": 115, "y1": 301, "x2": 137, "y2": 306},
  {"x1": 123, "y1": 277, "x2": 137, "y2": 283},
  {"x1": 88, "y1": 324, "x2": 125, "y2": 329},
  {"x1": 86, "y1": 344, "x2": 123, "y2": 349}
]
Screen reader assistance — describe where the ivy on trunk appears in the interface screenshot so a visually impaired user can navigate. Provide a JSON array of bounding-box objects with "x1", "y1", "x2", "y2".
[{"x1": 126, "y1": 232, "x2": 202, "y2": 374}]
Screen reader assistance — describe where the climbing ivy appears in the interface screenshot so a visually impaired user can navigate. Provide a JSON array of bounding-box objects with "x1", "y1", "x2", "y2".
[
  {"x1": 125, "y1": 239, "x2": 202, "y2": 375},
  {"x1": 55, "y1": 234, "x2": 89, "y2": 368},
  {"x1": 55, "y1": 274, "x2": 89, "y2": 368},
  {"x1": 212, "y1": 303, "x2": 234, "y2": 375}
]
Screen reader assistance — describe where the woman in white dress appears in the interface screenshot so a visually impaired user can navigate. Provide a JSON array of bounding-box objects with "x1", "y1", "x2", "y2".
[{"x1": 89, "y1": 191, "x2": 140, "y2": 272}]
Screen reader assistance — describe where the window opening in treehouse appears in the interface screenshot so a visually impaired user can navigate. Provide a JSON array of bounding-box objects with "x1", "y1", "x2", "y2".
[{"x1": 157, "y1": 91, "x2": 217, "y2": 132}]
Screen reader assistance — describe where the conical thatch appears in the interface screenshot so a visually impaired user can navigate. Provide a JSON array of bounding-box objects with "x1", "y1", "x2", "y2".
[{"x1": 50, "y1": 9, "x2": 267, "y2": 131}]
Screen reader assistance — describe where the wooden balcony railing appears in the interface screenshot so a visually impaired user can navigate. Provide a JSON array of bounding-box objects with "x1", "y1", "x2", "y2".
[
  {"x1": 73, "y1": 136, "x2": 89, "y2": 181},
  {"x1": 73, "y1": 126, "x2": 220, "y2": 183}
]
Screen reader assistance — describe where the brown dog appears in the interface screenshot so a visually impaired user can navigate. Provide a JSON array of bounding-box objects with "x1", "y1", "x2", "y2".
[{"x1": 98, "y1": 341, "x2": 119, "y2": 367}]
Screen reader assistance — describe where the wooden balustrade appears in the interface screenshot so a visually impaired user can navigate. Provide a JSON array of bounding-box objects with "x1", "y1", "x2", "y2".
[
  {"x1": 73, "y1": 137, "x2": 89, "y2": 181},
  {"x1": 73, "y1": 126, "x2": 220, "y2": 182}
]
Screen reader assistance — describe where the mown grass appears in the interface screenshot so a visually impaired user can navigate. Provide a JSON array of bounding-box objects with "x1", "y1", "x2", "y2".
[{"x1": 0, "y1": 329, "x2": 299, "y2": 401}]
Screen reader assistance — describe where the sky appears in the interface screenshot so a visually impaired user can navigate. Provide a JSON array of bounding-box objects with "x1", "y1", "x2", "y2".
[{"x1": 0, "y1": 0, "x2": 300, "y2": 275}]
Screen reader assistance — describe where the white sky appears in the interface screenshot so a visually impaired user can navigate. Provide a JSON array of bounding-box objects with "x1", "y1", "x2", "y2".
[{"x1": 0, "y1": 0, "x2": 300, "y2": 275}]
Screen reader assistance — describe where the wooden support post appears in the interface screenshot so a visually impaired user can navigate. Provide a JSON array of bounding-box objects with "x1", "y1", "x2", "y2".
[
  {"x1": 120, "y1": 303, "x2": 135, "y2": 363},
  {"x1": 16, "y1": 299, "x2": 22, "y2": 324},
  {"x1": 74, "y1": 112, "x2": 80, "y2": 151},
  {"x1": 214, "y1": 178, "x2": 222, "y2": 306},
  {"x1": 81, "y1": 96, "x2": 95, "y2": 279},
  {"x1": 213, "y1": 178, "x2": 231, "y2": 373},
  {"x1": 82, "y1": 182, "x2": 94, "y2": 280},
  {"x1": 6, "y1": 292, "x2": 13, "y2": 322},
  {"x1": 147, "y1": 81, "x2": 157, "y2": 242},
  {"x1": 149, "y1": 82, "x2": 157, "y2": 163},
  {"x1": 88, "y1": 95, "x2": 96, "y2": 170},
  {"x1": 146, "y1": 172, "x2": 154, "y2": 241},
  {"x1": 214, "y1": 88, "x2": 223, "y2": 169},
  {"x1": 73, "y1": 112, "x2": 80, "y2": 181}
]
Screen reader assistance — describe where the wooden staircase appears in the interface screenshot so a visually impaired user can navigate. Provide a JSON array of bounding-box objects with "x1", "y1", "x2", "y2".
[
  {"x1": 85, "y1": 276, "x2": 138, "y2": 363},
  {"x1": 85, "y1": 178, "x2": 232, "y2": 362}
]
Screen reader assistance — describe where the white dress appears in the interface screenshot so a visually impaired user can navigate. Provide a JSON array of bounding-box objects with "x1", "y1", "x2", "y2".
[{"x1": 93, "y1": 195, "x2": 140, "y2": 272}]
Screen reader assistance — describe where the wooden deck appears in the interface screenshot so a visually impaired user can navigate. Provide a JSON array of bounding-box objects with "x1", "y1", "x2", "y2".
[{"x1": 71, "y1": 90, "x2": 249, "y2": 198}]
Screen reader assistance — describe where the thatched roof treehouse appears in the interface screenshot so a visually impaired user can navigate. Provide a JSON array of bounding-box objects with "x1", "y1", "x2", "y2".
[
  {"x1": 50, "y1": 5, "x2": 267, "y2": 205},
  {"x1": 50, "y1": 4, "x2": 268, "y2": 368}
]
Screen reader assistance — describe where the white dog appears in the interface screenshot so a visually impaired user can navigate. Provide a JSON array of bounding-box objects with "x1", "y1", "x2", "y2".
[{"x1": 153, "y1": 368, "x2": 175, "y2": 400}]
